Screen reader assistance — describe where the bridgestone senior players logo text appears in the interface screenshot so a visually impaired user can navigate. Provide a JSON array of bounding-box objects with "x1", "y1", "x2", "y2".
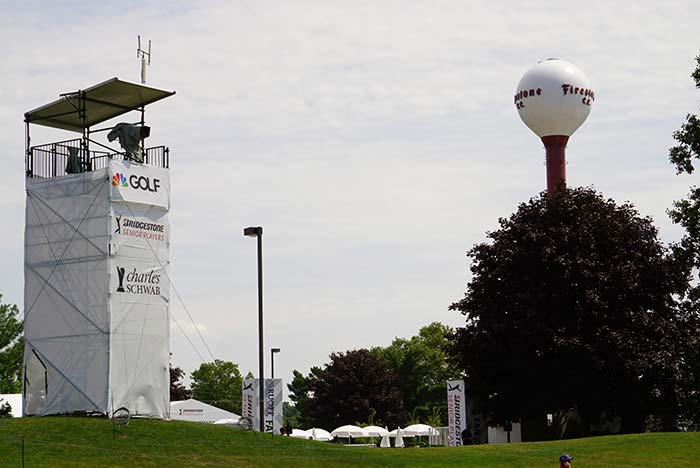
[{"x1": 115, "y1": 214, "x2": 165, "y2": 241}]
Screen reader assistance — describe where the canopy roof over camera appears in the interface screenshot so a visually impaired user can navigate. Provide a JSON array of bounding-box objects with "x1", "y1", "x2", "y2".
[{"x1": 25, "y1": 77, "x2": 175, "y2": 133}]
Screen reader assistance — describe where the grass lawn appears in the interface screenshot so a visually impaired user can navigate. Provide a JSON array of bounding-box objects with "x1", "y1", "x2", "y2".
[{"x1": 0, "y1": 417, "x2": 697, "y2": 467}]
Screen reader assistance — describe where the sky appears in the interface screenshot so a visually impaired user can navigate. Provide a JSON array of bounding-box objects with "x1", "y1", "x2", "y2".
[{"x1": 2, "y1": 0, "x2": 700, "y2": 400}]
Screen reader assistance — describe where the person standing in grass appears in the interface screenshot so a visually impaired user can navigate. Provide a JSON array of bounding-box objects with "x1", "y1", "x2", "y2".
[{"x1": 558, "y1": 454, "x2": 574, "y2": 468}]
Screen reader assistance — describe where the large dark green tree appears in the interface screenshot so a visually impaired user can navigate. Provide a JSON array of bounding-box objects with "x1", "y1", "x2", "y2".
[
  {"x1": 304, "y1": 349, "x2": 405, "y2": 429},
  {"x1": 451, "y1": 187, "x2": 691, "y2": 434},
  {"x1": 190, "y1": 359, "x2": 243, "y2": 414},
  {"x1": 667, "y1": 51, "x2": 700, "y2": 430},
  {"x1": 371, "y1": 322, "x2": 461, "y2": 425},
  {"x1": 170, "y1": 364, "x2": 193, "y2": 402},
  {"x1": 0, "y1": 294, "x2": 23, "y2": 394}
]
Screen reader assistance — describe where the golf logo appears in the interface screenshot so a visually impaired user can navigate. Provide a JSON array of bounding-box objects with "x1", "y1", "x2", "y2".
[
  {"x1": 112, "y1": 173, "x2": 128, "y2": 187},
  {"x1": 115, "y1": 266, "x2": 162, "y2": 295},
  {"x1": 112, "y1": 171, "x2": 161, "y2": 193}
]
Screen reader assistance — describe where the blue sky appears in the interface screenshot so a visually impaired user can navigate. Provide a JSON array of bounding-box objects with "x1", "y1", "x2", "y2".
[{"x1": 2, "y1": 0, "x2": 700, "y2": 397}]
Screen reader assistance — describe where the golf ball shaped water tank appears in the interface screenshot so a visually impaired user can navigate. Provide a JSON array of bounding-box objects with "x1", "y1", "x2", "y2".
[{"x1": 515, "y1": 59, "x2": 593, "y2": 138}]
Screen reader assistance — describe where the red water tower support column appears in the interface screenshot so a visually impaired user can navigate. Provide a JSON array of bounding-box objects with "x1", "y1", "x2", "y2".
[
  {"x1": 515, "y1": 58, "x2": 594, "y2": 192},
  {"x1": 542, "y1": 135, "x2": 569, "y2": 192}
]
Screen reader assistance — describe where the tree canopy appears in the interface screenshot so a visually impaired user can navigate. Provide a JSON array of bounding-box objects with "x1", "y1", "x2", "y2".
[
  {"x1": 299, "y1": 349, "x2": 405, "y2": 429},
  {"x1": 667, "y1": 51, "x2": 700, "y2": 430},
  {"x1": 451, "y1": 187, "x2": 691, "y2": 433},
  {"x1": 371, "y1": 322, "x2": 461, "y2": 425},
  {"x1": 287, "y1": 366, "x2": 322, "y2": 428},
  {"x1": 170, "y1": 364, "x2": 193, "y2": 402},
  {"x1": 0, "y1": 294, "x2": 23, "y2": 394},
  {"x1": 190, "y1": 359, "x2": 243, "y2": 414}
]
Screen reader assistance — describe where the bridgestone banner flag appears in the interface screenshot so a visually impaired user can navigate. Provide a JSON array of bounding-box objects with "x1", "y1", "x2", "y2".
[
  {"x1": 242, "y1": 378, "x2": 283, "y2": 434},
  {"x1": 242, "y1": 379, "x2": 255, "y2": 428},
  {"x1": 447, "y1": 380, "x2": 467, "y2": 446}
]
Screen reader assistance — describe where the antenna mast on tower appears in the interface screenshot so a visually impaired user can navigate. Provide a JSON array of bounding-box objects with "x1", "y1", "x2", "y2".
[{"x1": 137, "y1": 35, "x2": 152, "y2": 84}]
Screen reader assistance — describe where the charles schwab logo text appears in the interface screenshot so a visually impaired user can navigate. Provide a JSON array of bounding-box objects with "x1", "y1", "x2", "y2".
[{"x1": 116, "y1": 267, "x2": 162, "y2": 295}]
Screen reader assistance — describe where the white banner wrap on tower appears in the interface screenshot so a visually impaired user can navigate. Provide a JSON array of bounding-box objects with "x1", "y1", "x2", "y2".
[
  {"x1": 109, "y1": 160, "x2": 170, "y2": 418},
  {"x1": 242, "y1": 379, "x2": 282, "y2": 433},
  {"x1": 24, "y1": 171, "x2": 111, "y2": 416},
  {"x1": 24, "y1": 163, "x2": 170, "y2": 419},
  {"x1": 447, "y1": 380, "x2": 467, "y2": 446}
]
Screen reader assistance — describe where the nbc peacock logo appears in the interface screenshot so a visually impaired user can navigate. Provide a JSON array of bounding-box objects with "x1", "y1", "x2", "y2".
[{"x1": 112, "y1": 173, "x2": 128, "y2": 187}]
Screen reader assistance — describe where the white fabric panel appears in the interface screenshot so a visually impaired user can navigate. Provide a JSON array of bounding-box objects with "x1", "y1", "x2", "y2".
[
  {"x1": 24, "y1": 170, "x2": 110, "y2": 415},
  {"x1": 108, "y1": 160, "x2": 170, "y2": 418},
  {"x1": 24, "y1": 161, "x2": 170, "y2": 418}
]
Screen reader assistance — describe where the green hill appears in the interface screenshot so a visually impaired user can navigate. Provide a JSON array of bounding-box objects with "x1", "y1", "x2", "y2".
[{"x1": 0, "y1": 417, "x2": 696, "y2": 467}]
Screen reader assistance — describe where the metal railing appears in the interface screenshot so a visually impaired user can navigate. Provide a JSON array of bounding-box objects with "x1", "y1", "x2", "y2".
[{"x1": 26, "y1": 139, "x2": 169, "y2": 179}]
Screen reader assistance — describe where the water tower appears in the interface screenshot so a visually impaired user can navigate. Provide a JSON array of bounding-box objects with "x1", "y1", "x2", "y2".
[
  {"x1": 515, "y1": 59, "x2": 594, "y2": 191},
  {"x1": 22, "y1": 78, "x2": 175, "y2": 418}
]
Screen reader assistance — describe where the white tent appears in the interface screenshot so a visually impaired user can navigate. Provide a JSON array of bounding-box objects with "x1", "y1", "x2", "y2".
[
  {"x1": 0, "y1": 394, "x2": 22, "y2": 417},
  {"x1": 331, "y1": 424, "x2": 367, "y2": 442},
  {"x1": 380, "y1": 434, "x2": 391, "y2": 448},
  {"x1": 363, "y1": 425, "x2": 390, "y2": 437},
  {"x1": 308, "y1": 428, "x2": 333, "y2": 441},
  {"x1": 23, "y1": 161, "x2": 171, "y2": 418},
  {"x1": 331, "y1": 424, "x2": 367, "y2": 437},
  {"x1": 290, "y1": 429, "x2": 309, "y2": 438},
  {"x1": 213, "y1": 418, "x2": 241, "y2": 426},
  {"x1": 171, "y1": 399, "x2": 240, "y2": 424},
  {"x1": 403, "y1": 424, "x2": 439, "y2": 436},
  {"x1": 394, "y1": 428, "x2": 405, "y2": 448}
]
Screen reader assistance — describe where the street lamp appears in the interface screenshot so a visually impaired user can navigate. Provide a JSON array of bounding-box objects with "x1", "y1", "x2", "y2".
[
  {"x1": 244, "y1": 225, "x2": 264, "y2": 433},
  {"x1": 271, "y1": 347, "x2": 281, "y2": 379}
]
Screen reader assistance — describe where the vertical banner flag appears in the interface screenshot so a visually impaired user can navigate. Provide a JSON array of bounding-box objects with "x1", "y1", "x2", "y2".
[
  {"x1": 242, "y1": 378, "x2": 283, "y2": 433},
  {"x1": 265, "y1": 378, "x2": 283, "y2": 434},
  {"x1": 447, "y1": 380, "x2": 467, "y2": 446},
  {"x1": 242, "y1": 378, "x2": 255, "y2": 429}
]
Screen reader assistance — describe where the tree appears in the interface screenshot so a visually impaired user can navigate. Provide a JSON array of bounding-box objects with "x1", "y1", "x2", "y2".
[
  {"x1": 0, "y1": 294, "x2": 23, "y2": 394},
  {"x1": 450, "y1": 187, "x2": 690, "y2": 434},
  {"x1": 666, "y1": 51, "x2": 700, "y2": 430},
  {"x1": 170, "y1": 365, "x2": 192, "y2": 402},
  {"x1": 190, "y1": 359, "x2": 243, "y2": 414},
  {"x1": 287, "y1": 366, "x2": 322, "y2": 428},
  {"x1": 283, "y1": 401, "x2": 300, "y2": 428},
  {"x1": 304, "y1": 349, "x2": 405, "y2": 429},
  {"x1": 371, "y1": 322, "x2": 461, "y2": 425}
]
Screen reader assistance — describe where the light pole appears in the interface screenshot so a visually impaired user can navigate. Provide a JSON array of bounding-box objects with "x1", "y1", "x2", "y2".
[
  {"x1": 244, "y1": 225, "x2": 264, "y2": 433},
  {"x1": 271, "y1": 348, "x2": 280, "y2": 379}
]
